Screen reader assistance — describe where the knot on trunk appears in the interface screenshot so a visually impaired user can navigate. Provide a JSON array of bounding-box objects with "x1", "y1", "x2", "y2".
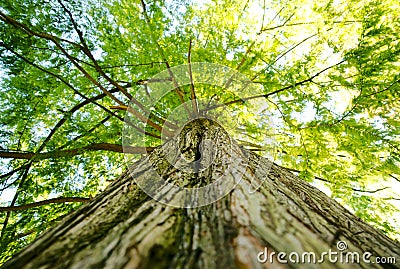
[
  {"x1": 178, "y1": 118, "x2": 223, "y2": 163},
  {"x1": 149, "y1": 118, "x2": 239, "y2": 188}
]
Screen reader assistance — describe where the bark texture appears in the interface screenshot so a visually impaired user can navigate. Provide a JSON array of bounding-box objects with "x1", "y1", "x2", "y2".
[{"x1": 2, "y1": 119, "x2": 399, "y2": 269}]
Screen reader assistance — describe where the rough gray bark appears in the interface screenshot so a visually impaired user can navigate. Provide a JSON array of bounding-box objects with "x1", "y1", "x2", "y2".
[{"x1": 2, "y1": 119, "x2": 399, "y2": 269}]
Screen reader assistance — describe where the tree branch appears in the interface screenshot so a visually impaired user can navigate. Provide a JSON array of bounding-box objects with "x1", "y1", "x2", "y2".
[
  {"x1": 361, "y1": 78, "x2": 400, "y2": 98},
  {"x1": 140, "y1": 0, "x2": 191, "y2": 116},
  {"x1": 188, "y1": 38, "x2": 199, "y2": 117},
  {"x1": 252, "y1": 32, "x2": 318, "y2": 82},
  {"x1": 101, "y1": 62, "x2": 165, "y2": 69},
  {"x1": 0, "y1": 143, "x2": 155, "y2": 160},
  {"x1": 56, "y1": 0, "x2": 135, "y2": 102},
  {"x1": 389, "y1": 174, "x2": 400, "y2": 183},
  {"x1": 1, "y1": 164, "x2": 31, "y2": 239},
  {"x1": 0, "y1": 41, "x2": 123, "y2": 123},
  {"x1": 283, "y1": 166, "x2": 391, "y2": 194},
  {"x1": 56, "y1": 1, "x2": 177, "y2": 131},
  {"x1": 0, "y1": 197, "x2": 90, "y2": 212},
  {"x1": 1, "y1": 33, "x2": 164, "y2": 138},
  {"x1": 56, "y1": 116, "x2": 111, "y2": 150},
  {"x1": 0, "y1": 11, "x2": 127, "y2": 106},
  {"x1": 203, "y1": 60, "x2": 345, "y2": 112},
  {"x1": 0, "y1": 12, "x2": 80, "y2": 47},
  {"x1": 260, "y1": 20, "x2": 362, "y2": 33}
]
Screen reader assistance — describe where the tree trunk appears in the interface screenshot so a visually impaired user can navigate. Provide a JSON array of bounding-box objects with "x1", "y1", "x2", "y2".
[{"x1": 2, "y1": 119, "x2": 399, "y2": 269}]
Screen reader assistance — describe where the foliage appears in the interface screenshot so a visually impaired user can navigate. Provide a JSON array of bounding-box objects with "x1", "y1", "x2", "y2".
[{"x1": 0, "y1": 0, "x2": 399, "y2": 262}]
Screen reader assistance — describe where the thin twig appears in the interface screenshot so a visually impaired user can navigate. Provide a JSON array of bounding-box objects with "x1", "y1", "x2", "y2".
[
  {"x1": 0, "y1": 12, "x2": 126, "y2": 106},
  {"x1": 0, "y1": 197, "x2": 90, "y2": 212},
  {"x1": 203, "y1": 60, "x2": 345, "y2": 112},
  {"x1": 188, "y1": 38, "x2": 199, "y2": 117},
  {"x1": 0, "y1": 143, "x2": 155, "y2": 160},
  {"x1": 0, "y1": 164, "x2": 31, "y2": 239},
  {"x1": 0, "y1": 42, "x2": 123, "y2": 122},
  {"x1": 140, "y1": 0, "x2": 192, "y2": 116},
  {"x1": 283, "y1": 166, "x2": 392, "y2": 194}
]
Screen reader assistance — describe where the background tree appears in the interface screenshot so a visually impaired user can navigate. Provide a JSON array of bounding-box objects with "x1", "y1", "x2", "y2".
[{"x1": 0, "y1": 0, "x2": 399, "y2": 266}]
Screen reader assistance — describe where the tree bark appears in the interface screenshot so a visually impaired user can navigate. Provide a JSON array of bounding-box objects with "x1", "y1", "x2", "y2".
[{"x1": 1, "y1": 119, "x2": 399, "y2": 269}]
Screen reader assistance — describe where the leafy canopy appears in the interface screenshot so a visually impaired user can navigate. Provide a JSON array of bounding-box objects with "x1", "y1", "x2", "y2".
[{"x1": 0, "y1": 0, "x2": 399, "y2": 262}]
